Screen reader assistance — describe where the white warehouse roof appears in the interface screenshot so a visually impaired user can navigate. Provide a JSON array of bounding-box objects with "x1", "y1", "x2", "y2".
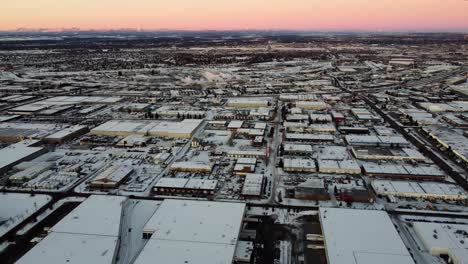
[
  {"x1": 319, "y1": 208, "x2": 414, "y2": 264},
  {"x1": 17, "y1": 195, "x2": 128, "y2": 264},
  {"x1": 134, "y1": 199, "x2": 245, "y2": 264}
]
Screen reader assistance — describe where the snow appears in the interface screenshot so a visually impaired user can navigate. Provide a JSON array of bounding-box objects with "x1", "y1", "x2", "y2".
[
  {"x1": 0, "y1": 142, "x2": 45, "y2": 172},
  {"x1": 17, "y1": 195, "x2": 127, "y2": 264},
  {"x1": 135, "y1": 199, "x2": 246, "y2": 264},
  {"x1": 413, "y1": 222, "x2": 468, "y2": 264},
  {"x1": 0, "y1": 193, "x2": 51, "y2": 237},
  {"x1": 51, "y1": 195, "x2": 127, "y2": 236},
  {"x1": 319, "y1": 208, "x2": 415, "y2": 264}
]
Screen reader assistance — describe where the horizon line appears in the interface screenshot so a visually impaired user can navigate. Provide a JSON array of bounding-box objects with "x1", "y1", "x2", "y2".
[{"x1": 1, "y1": 28, "x2": 468, "y2": 34}]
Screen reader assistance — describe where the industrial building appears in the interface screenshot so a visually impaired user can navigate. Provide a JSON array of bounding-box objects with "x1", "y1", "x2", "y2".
[
  {"x1": 8, "y1": 162, "x2": 54, "y2": 184},
  {"x1": 89, "y1": 165, "x2": 133, "y2": 189},
  {"x1": 227, "y1": 98, "x2": 269, "y2": 107},
  {"x1": 16, "y1": 195, "x2": 128, "y2": 264},
  {"x1": 351, "y1": 146, "x2": 426, "y2": 161},
  {"x1": 413, "y1": 222, "x2": 468, "y2": 264},
  {"x1": 283, "y1": 158, "x2": 317, "y2": 173},
  {"x1": 234, "y1": 158, "x2": 257, "y2": 175},
  {"x1": 362, "y1": 162, "x2": 446, "y2": 180},
  {"x1": 283, "y1": 143, "x2": 313, "y2": 155},
  {"x1": 317, "y1": 159, "x2": 361, "y2": 175},
  {"x1": 319, "y1": 208, "x2": 415, "y2": 264},
  {"x1": 371, "y1": 180, "x2": 467, "y2": 201},
  {"x1": 153, "y1": 177, "x2": 218, "y2": 196},
  {"x1": 294, "y1": 178, "x2": 329, "y2": 200},
  {"x1": 43, "y1": 125, "x2": 89, "y2": 143},
  {"x1": 345, "y1": 135, "x2": 410, "y2": 147},
  {"x1": 285, "y1": 133, "x2": 334, "y2": 142},
  {"x1": 295, "y1": 101, "x2": 330, "y2": 110},
  {"x1": 90, "y1": 119, "x2": 204, "y2": 139},
  {"x1": 169, "y1": 161, "x2": 213, "y2": 173},
  {"x1": 0, "y1": 140, "x2": 46, "y2": 174},
  {"x1": 241, "y1": 173, "x2": 264, "y2": 198},
  {"x1": 226, "y1": 150, "x2": 267, "y2": 159},
  {"x1": 135, "y1": 200, "x2": 246, "y2": 264}
]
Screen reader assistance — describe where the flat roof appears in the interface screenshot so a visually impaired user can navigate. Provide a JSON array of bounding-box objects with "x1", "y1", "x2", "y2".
[
  {"x1": 51, "y1": 195, "x2": 127, "y2": 236},
  {"x1": 17, "y1": 195, "x2": 127, "y2": 264},
  {"x1": 319, "y1": 208, "x2": 414, "y2": 264},
  {"x1": 413, "y1": 222, "x2": 468, "y2": 263},
  {"x1": 135, "y1": 199, "x2": 245, "y2": 264},
  {"x1": 0, "y1": 142, "x2": 44, "y2": 171},
  {"x1": 371, "y1": 180, "x2": 467, "y2": 198},
  {"x1": 45, "y1": 125, "x2": 88, "y2": 140},
  {"x1": 242, "y1": 173, "x2": 263, "y2": 196},
  {"x1": 143, "y1": 199, "x2": 245, "y2": 244},
  {"x1": 154, "y1": 177, "x2": 218, "y2": 190},
  {"x1": 17, "y1": 233, "x2": 118, "y2": 264},
  {"x1": 286, "y1": 133, "x2": 334, "y2": 141}
]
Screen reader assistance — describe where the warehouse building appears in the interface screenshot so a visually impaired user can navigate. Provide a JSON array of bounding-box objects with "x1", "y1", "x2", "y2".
[
  {"x1": 17, "y1": 195, "x2": 128, "y2": 264},
  {"x1": 234, "y1": 158, "x2": 257, "y2": 175},
  {"x1": 0, "y1": 140, "x2": 46, "y2": 174},
  {"x1": 317, "y1": 159, "x2": 361, "y2": 175},
  {"x1": 362, "y1": 162, "x2": 445, "y2": 180},
  {"x1": 169, "y1": 161, "x2": 213, "y2": 173},
  {"x1": 284, "y1": 143, "x2": 313, "y2": 155},
  {"x1": 227, "y1": 98, "x2": 269, "y2": 107},
  {"x1": 319, "y1": 208, "x2": 415, "y2": 264},
  {"x1": 345, "y1": 135, "x2": 410, "y2": 147},
  {"x1": 294, "y1": 178, "x2": 329, "y2": 200},
  {"x1": 227, "y1": 120, "x2": 244, "y2": 130},
  {"x1": 371, "y1": 180, "x2": 467, "y2": 201},
  {"x1": 350, "y1": 108, "x2": 382, "y2": 122},
  {"x1": 283, "y1": 158, "x2": 317, "y2": 173},
  {"x1": 135, "y1": 199, "x2": 245, "y2": 264},
  {"x1": 153, "y1": 105, "x2": 205, "y2": 118},
  {"x1": 44, "y1": 125, "x2": 89, "y2": 144},
  {"x1": 226, "y1": 150, "x2": 266, "y2": 159},
  {"x1": 309, "y1": 124, "x2": 336, "y2": 133},
  {"x1": 241, "y1": 173, "x2": 264, "y2": 198},
  {"x1": 413, "y1": 222, "x2": 468, "y2": 264},
  {"x1": 338, "y1": 126, "x2": 369, "y2": 134},
  {"x1": 90, "y1": 119, "x2": 203, "y2": 139},
  {"x1": 8, "y1": 162, "x2": 54, "y2": 184},
  {"x1": 280, "y1": 94, "x2": 318, "y2": 101},
  {"x1": 351, "y1": 147, "x2": 426, "y2": 161},
  {"x1": 286, "y1": 133, "x2": 334, "y2": 142},
  {"x1": 309, "y1": 114, "x2": 332, "y2": 123},
  {"x1": 295, "y1": 101, "x2": 330, "y2": 110},
  {"x1": 153, "y1": 178, "x2": 218, "y2": 196},
  {"x1": 89, "y1": 165, "x2": 133, "y2": 189},
  {"x1": 148, "y1": 119, "x2": 204, "y2": 138}
]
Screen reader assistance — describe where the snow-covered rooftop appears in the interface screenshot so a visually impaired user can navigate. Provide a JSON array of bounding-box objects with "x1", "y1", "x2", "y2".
[
  {"x1": 17, "y1": 195, "x2": 127, "y2": 264},
  {"x1": 319, "y1": 208, "x2": 415, "y2": 264},
  {"x1": 135, "y1": 199, "x2": 245, "y2": 264},
  {"x1": 413, "y1": 222, "x2": 468, "y2": 264}
]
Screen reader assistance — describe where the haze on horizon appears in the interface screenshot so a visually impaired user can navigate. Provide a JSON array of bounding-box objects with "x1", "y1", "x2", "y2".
[{"x1": 1, "y1": 0, "x2": 468, "y2": 32}]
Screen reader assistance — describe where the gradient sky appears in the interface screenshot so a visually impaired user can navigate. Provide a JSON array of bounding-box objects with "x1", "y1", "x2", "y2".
[{"x1": 1, "y1": 0, "x2": 468, "y2": 32}]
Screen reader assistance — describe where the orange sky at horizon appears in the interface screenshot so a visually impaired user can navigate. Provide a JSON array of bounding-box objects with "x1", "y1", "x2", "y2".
[{"x1": 1, "y1": 0, "x2": 468, "y2": 31}]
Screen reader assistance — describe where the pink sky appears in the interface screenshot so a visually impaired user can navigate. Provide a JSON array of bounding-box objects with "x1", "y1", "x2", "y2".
[{"x1": 1, "y1": 0, "x2": 468, "y2": 31}]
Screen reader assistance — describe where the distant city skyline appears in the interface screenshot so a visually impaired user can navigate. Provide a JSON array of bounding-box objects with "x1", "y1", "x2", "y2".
[{"x1": 1, "y1": 0, "x2": 468, "y2": 32}]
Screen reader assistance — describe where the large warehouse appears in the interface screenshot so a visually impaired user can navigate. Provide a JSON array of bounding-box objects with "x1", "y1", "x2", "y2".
[
  {"x1": 135, "y1": 199, "x2": 246, "y2": 264},
  {"x1": 16, "y1": 195, "x2": 128, "y2": 264},
  {"x1": 0, "y1": 140, "x2": 46, "y2": 174},
  {"x1": 90, "y1": 119, "x2": 203, "y2": 138},
  {"x1": 319, "y1": 208, "x2": 415, "y2": 264},
  {"x1": 371, "y1": 180, "x2": 467, "y2": 201},
  {"x1": 413, "y1": 222, "x2": 468, "y2": 264}
]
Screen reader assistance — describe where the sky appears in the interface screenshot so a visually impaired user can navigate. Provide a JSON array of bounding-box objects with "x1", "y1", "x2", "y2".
[{"x1": 1, "y1": 0, "x2": 468, "y2": 32}]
